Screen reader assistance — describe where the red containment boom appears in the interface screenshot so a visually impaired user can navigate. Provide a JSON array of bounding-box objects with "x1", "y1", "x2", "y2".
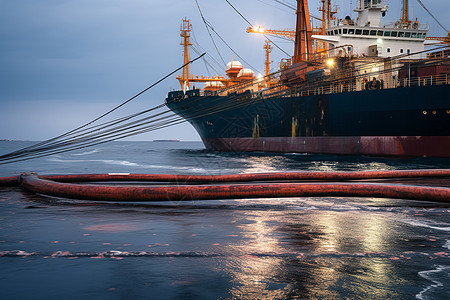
[{"x1": 0, "y1": 170, "x2": 446, "y2": 202}]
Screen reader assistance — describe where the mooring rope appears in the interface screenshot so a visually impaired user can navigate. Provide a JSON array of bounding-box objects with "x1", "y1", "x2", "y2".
[
  {"x1": 0, "y1": 45, "x2": 447, "y2": 164},
  {"x1": 0, "y1": 53, "x2": 205, "y2": 164}
]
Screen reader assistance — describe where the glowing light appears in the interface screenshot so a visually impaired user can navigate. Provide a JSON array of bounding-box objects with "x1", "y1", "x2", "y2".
[
  {"x1": 326, "y1": 59, "x2": 334, "y2": 67},
  {"x1": 250, "y1": 25, "x2": 266, "y2": 33},
  {"x1": 377, "y1": 38, "x2": 383, "y2": 44}
]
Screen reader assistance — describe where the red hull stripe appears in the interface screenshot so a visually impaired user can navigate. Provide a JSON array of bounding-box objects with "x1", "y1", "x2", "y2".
[{"x1": 203, "y1": 136, "x2": 450, "y2": 157}]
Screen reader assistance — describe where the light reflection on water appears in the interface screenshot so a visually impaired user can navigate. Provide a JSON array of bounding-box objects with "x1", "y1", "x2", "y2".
[
  {"x1": 1, "y1": 189, "x2": 449, "y2": 299},
  {"x1": 0, "y1": 141, "x2": 449, "y2": 299},
  {"x1": 241, "y1": 156, "x2": 283, "y2": 173},
  {"x1": 219, "y1": 210, "x2": 289, "y2": 298},
  {"x1": 207, "y1": 208, "x2": 424, "y2": 299}
]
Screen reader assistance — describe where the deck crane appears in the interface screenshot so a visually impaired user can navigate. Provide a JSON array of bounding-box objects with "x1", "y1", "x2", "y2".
[
  {"x1": 426, "y1": 31, "x2": 450, "y2": 44},
  {"x1": 425, "y1": 31, "x2": 450, "y2": 58},
  {"x1": 176, "y1": 18, "x2": 241, "y2": 90},
  {"x1": 246, "y1": 26, "x2": 295, "y2": 41},
  {"x1": 246, "y1": 0, "x2": 334, "y2": 61},
  {"x1": 249, "y1": 1, "x2": 314, "y2": 63}
]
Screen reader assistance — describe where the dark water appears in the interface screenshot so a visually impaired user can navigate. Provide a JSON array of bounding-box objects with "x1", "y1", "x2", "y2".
[{"x1": 1, "y1": 141, "x2": 449, "y2": 299}]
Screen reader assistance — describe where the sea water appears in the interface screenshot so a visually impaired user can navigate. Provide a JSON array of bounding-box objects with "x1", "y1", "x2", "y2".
[{"x1": 0, "y1": 141, "x2": 449, "y2": 299}]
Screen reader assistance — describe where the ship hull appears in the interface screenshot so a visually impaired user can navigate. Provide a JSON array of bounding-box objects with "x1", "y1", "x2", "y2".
[
  {"x1": 203, "y1": 136, "x2": 450, "y2": 157},
  {"x1": 167, "y1": 84, "x2": 450, "y2": 157}
]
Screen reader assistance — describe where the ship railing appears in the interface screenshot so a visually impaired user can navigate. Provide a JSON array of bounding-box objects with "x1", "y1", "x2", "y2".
[
  {"x1": 251, "y1": 72, "x2": 448, "y2": 100},
  {"x1": 202, "y1": 56, "x2": 448, "y2": 101},
  {"x1": 383, "y1": 21, "x2": 429, "y2": 31},
  {"x1": 395, "y1": 73, "x2": 449, "y2": 88}
]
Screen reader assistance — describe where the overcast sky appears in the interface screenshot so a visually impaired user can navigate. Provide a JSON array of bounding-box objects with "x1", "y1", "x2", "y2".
[{"x1": 1, "y1": 0, "x2": 448, "y2": 141}]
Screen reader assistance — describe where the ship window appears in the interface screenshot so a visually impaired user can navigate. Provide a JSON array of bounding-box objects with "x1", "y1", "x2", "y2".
[
  {"x1": 387, "y1": 48, "x2": 391, "y2": 53},
  {"x1": 355, "y1": 29, "x2": 362, "y2": 35},
  {"x1": 422, "y1": 33, "x2": 426, "y2": 38},
  {"x1": 370, "y1": 30, "x2": 377, "y2": 36},
  {"x1": 391, "y1": 31, "x2": 398, "y2": 37},
  {"x1": 405, "y1": 32, "x2": 411, "y2": 37},
  {"x1": 398, "y1": 32, "x2": 405, "y2": 37},
  {"x1": 400, "y1": 48, "x2": 404, "y2": 53},
  {"x1": 363, "y1": 29, "x2": 369, "y2": 35},
  {"x1": 343, "y1": 28, "x2": 348, "y2": 34},
  {"x1": 339, "y1": 29, "x2": 342, "y2": 34},
  {"x1": 411, "y1": 33, "x2": 417, "y2": 38},
  {"x1": 417, "y1": 33, "x2": 422, "y2": 38},
  {"x1": 384, "y1": 31, "x2": 390, "y2": 36},
  {"x1": 407, "y1": 49, "x2": 411, "y2": 54},
  {"x1": 377, "y1": 30, "x2": 383, "y2": 36},
  {"x1": 334, "y1": 29, "x2": 338, "y2": 35},
  {"x1": 348, "y1": 28, "x2": 355, "y2": 34}
]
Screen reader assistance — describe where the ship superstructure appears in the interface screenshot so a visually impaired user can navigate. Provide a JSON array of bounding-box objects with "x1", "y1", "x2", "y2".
[
  {"x1": 314, "y1": 0, "x2": 428, "y2": 59},
  {"x1": 166, "y1": 0, "x2": 450, "y2": 157}
]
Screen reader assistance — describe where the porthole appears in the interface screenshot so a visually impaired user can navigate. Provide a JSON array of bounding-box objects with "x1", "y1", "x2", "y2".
[{"x1": 423, "y1": 110, "x2": 427, "y2": 115}]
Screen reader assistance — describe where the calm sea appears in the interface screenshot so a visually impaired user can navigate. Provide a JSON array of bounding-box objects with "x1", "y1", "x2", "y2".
[{"x1": 1, "y1": 141, "x2": 449, "y2": 299}]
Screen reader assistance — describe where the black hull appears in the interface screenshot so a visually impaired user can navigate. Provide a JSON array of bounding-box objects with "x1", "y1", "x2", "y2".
[{"x1": 166, "y1": 84, "x2": 450, "y2": 157}]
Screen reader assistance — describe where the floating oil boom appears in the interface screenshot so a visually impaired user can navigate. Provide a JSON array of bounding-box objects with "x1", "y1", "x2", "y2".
[{"x1": 1, "y1": 170, "x2": 450, "y2": 202}]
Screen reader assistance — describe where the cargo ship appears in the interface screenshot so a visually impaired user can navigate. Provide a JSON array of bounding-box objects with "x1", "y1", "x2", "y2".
[{"x1": 166, "y1": 0, "x2": 450, "y2": 157}]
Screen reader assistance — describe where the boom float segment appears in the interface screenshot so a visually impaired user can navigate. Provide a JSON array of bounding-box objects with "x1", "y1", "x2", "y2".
[{"x1": 0, "y1": 170, "x2": 446, "y2": 202}]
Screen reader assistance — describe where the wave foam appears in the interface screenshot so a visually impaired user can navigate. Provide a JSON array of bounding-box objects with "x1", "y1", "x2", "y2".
[
  {"x1": 71, "y1": 149, "x2": 99, "y2": 156},
  {"x1": 416, "y1": 265, "x2": 450, "y2": 300},
  {"x1": 400, "y1": 219, "x2": 450, "y2": 232},
  {"x1": 47, "y1": 157, "x2": 218, "y2": 173},
  {"x1": 444, "y1": 240, "x2": 450, "y2": 250}
]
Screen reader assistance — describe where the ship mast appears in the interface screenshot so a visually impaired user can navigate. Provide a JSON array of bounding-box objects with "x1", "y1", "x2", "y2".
[
  {"x1": 180, "y1": 18, "x2": 192, "y2": 90},
  {"x1": 317, "y1": 0, "x2": 336, "y2": 57},
  {"x1": 319, "y1": 0, "x2": 333, "y2": 30},
  {"x1": 401, "y1": 0, "x2": 411, "y2": 27},
  {"x1": 263, "y1": 40, "x2": 273, "y2": 76},
  {"x1": 294, "y1": 0, "x2": 313, "y2": 63}
]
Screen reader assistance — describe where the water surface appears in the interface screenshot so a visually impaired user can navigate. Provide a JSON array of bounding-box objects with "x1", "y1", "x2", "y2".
[{"x1": 1, "y1": 141, "x2": 449, "y2": 299}]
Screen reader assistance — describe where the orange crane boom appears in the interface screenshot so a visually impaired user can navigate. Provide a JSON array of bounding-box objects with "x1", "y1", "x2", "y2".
[
  {"x1": 426, "y1": 31, "x2": 450, "y2": 44},
  {"x1": 247, "y1": 1, "x2": 331, "y2": 61},
  {"x1": 246, "y1": 26, "x2": 295, "y2": 41}
]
